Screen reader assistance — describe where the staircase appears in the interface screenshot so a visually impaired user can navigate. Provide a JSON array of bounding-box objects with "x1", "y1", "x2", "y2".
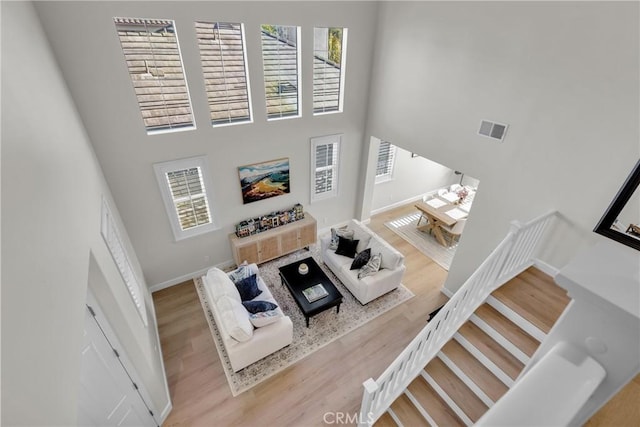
[{"x1": 377, "y1": 267, "x2": 570, "y2": 426}]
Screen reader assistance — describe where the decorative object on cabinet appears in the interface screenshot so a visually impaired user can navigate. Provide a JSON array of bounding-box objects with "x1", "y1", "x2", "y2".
[
  {"x1": 235, "y1": 203, "x2": 304, "y2": 238},
  {"x1": 229, "y1": 212, "x2": 317, "y2": 266},
  {"x1": 238, "y1": 157, "x2": 290, "y2": 204}
]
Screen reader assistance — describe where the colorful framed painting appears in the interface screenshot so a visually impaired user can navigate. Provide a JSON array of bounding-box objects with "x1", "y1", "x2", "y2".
[{"x1": 238, "y1": 157, "x2": 290, "y2": 204}]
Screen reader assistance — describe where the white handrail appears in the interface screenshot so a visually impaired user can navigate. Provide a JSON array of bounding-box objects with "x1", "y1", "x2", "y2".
[{"x1": 358, "y1": 211, "x2": 557, "y2": 426}]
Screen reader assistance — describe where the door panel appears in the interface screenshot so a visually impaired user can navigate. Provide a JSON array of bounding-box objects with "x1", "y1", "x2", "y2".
[{"x1": 78, "y1": 307, "x2": 156, "y2": 426}]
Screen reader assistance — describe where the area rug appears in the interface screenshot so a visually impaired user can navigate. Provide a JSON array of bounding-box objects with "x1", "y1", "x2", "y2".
[
  {"x1": 195, "y1": 245, "x2": 414, "y2": 396},
  {"x1": 384, "y1": 212, "x2": 457, "y2": 270}
]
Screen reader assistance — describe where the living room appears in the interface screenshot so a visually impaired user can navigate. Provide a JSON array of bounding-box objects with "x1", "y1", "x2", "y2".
[{"x1": 2, "y1": 1, "x2": 638, "y2": 426}]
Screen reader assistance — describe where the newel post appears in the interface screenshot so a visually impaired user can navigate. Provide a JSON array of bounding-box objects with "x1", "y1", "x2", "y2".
[{"x1": 358, "y1": 378, "x2": 379, "y2": 427}]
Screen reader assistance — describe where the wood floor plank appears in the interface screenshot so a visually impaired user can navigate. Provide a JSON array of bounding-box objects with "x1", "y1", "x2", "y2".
[
  {"x1": 407, "y1": 376, "x2": 465, "y2": 427},
  {"x1": 154, "y1": 203, "x2": 450, "y2": 427},
  {"x1": 425, "y1": 357, "x2": 488, "y2": 422},
  {"x1": 474, "y1": 303, "x2": 540, "y2": 357},
  {"x1": 390, "y1": 394, "x2": 430, "y2": 427},
  {"x1": 440, "y1": 340, "x2": 508, "y2": 402},
  {"x1": 458, "y1": 322, "x2": 524, "y2": 380}
]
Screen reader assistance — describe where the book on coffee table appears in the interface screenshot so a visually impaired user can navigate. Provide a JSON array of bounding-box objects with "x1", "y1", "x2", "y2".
[{"x1": 302, "y1": 283, "x2": 329, "y2": 303}]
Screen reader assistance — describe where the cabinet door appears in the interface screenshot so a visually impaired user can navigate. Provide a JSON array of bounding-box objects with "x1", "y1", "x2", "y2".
[
  {"x1": 299, "y1": 222, "x2": 317, "y2": 247},
  {"x1": 280, "y1": 228, "x2": 300, "y2": 254},
  {"x1": 258, "y1": 235, "x2": 280, "y2": 262},
  {"x1": 237, "y1": 242, "x2": 259, "y2": 265}
]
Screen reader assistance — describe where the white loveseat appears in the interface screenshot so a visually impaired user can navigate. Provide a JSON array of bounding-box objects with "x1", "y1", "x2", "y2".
[
  {"x1": 202, "y1": 263, "x2": 293, "y2": 372},
  {"x1": 320, "y1": 219, "x2": 406, "y2": 304}
]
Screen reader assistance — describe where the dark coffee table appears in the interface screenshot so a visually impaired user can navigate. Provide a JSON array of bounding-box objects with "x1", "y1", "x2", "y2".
[{"x1": 278, "y1": 257, "x2": 343, "y2": 327}]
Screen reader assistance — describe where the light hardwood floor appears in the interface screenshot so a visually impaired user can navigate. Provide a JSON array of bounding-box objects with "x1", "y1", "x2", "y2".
[
  {"x1": 153, "y1": 203, "x2": 638, "y2": 426},
  {"x1": 154, "y1": 204, "x2": 448, "y2": 426}
]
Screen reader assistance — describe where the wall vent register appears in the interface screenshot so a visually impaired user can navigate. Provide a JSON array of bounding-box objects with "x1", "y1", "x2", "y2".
[{"x1": 478, "y1": 120, "x2": 508, "y2": 142}]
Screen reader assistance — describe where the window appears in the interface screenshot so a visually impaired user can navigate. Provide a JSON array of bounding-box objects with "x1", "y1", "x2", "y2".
[
  {"x1": 310, "y1": 134, "x2": 341, "y2": 202},
  {"x1": 195, "y1": 21, "x2": 253, "y2": 127},
  {"x1": 153, "y1": 156, "x2": 217, "y2": 240},
  {"x1": 114, "y1": 17, "x2": 194, "y2": 134},
  {"x1": 313, "y1": 27, "x2": 347, "y2": 114},
  {"x1": 101, "y1": 198, "x2": 148, "y2": 326},
  {"x1": 375, "y1": 141, "x2": 396, "y2": 183},
  {"x1": 261, "y1": 25, "x2": 301, "y2": 120}
]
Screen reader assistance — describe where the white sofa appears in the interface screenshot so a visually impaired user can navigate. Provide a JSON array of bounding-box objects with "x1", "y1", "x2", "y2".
[
  {"x1": 320, "y1": 219, "x2": 406, "y2": 304},
  {"x1": 202, "y1": 263, "x2": 293, "y2": 372}
]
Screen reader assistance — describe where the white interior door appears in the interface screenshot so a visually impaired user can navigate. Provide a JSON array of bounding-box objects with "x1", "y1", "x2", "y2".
[{"x1": 78, "y1": 306, "x2": 156, "y2": 426}]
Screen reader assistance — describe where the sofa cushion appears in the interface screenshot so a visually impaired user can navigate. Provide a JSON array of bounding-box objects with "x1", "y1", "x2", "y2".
[
  {"x1": 368, "y1": 239, "x2": 402, "y2": 270},
  {"x1": 217, "y1": 296, "x2": 253, "y2": 342},
  {"x1": 329, "y1": 226, "x2": 354, "y2": 250},
  {"x1": 235, "y1": 274, "x2": 263, "y2": 301},
  {"x1": 249, "y1": 310, "x2": 283, "y2": 327},
  {"x1": 228, "y1": 261, "x2": 251, "y2": 284},
  {"x1": 350, "y1": 248, "x2": 371, "y2": 270},
  {"x1": 358, "y1": 252, "x2": 382, "y2": 279},
  {"x1": 242, "y1": 300, "x2": 278, "y2": 314},
  {"x1": 335, "y1": 236, "x2": 359, "y2": 258},
  {"x1": 350, "y1": 224, "x2": 372, "y2": 253},
  {"x1": 206, "y1": 268, "x2": 242, "y2": 302}
]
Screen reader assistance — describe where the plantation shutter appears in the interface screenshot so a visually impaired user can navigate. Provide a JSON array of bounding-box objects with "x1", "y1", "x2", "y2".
[
  {"x1": 114, "y1": 17, "x2": 194, "y2": 133},
  {"x1": 101, "y1": 199, "x2": 148, "y2": 326},
  {"x1": 261, "y1": 25, "x2": 300, "y2": 119},
  {"x1": 195, "y1": 22, "x2": 252, "y2": 126},
  {"x1": 311, "y1": 135, "x2": 341, "y2": 202},
  {"x1": 313, "y1": 27, "x2": 345, "y2": 114},
  {"x1": 166, "y1": 167, "x2": 212, "y2": 231},
  {"x1": 376, "y1": 141, "x2": 396, "y2": 177}
]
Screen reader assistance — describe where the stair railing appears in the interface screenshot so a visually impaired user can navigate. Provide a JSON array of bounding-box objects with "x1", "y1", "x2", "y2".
[{"x1": 358, "y1": 211, "x2": 557, "y2": 426}]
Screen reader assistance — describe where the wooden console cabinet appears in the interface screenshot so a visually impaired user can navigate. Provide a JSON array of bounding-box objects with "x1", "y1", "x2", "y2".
[{"x1": 229, "y1": 213, "x2": 317, "y2": 266}]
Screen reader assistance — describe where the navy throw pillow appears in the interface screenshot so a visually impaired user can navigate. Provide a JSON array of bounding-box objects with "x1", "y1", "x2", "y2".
[
  {"x1": 242, "y1": 300, "x2": 278, "y2": 314},
  {"x1": 350, "y1": 248, "x2": 371, "y2": 270},
  {"x1": 234, "y1": 274, "x2": 262, "y2": 301},
  {"x1": 335, "y1": 236, "x2": 359, "y2": 258}
]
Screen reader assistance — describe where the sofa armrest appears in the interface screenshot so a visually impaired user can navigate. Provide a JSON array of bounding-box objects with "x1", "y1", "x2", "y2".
[{"x1": 320, "y1": 235, "x2": 332, "y2": 254}]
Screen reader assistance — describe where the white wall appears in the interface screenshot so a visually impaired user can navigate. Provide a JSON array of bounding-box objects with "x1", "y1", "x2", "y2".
[
  {"x1": 1, "y1": 2, "x2": 169, "y2": 423},
  {"x1": 35, "y1": 1, "x2": 379, "y2": 287},
  {"x1": 365, "y1": 1, "x2": 639, "y2": 293},
  {"x1": 371, "y1": 145, "x2": 456, "y2": 213}
]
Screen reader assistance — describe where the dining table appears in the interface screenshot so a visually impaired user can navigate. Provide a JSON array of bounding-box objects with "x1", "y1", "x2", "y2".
[{"x1": 414, "y1": 196, "x2": 469, "y2": 246}]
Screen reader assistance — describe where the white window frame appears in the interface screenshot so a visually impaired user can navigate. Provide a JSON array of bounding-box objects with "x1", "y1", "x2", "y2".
[
  {"x1": 313, "y1": 27, "x2": 348, "y2": 115},
  {"x1": 101, "y1": 197, "x2": 148, "y2": 327},
  {"x1": 310, "y1": 134, "x2": 342, "y2": 203},
  {"x1": 114, "y1": 17, "x2": 196, "y2": 135},
  {"x1": 195, "y1": 21, "x2": 254, "y2": 128},
  {"x1": 375, "y1": 141, "x2": 396, "y2": 184},
  {"x1": 153, "y1": 156, "x2": 217, "y2": 241},
  {"x1": 260, "y1": 25, "x2": 302, "y2": 121}
]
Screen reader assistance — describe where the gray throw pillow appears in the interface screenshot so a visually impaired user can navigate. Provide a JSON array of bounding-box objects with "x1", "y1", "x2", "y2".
[
  {"x1": 358, "y1": 252, "x2": 382, "y2": 279},
  {"x1": 329, "y1": 226, "x2": 354, "y2": 250}
]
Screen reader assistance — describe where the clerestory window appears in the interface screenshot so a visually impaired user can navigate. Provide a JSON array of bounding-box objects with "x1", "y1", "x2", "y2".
[
  {"x1": 114, "y1": 17, "x2": 195, "y2": 134},
  {"x1": 313, "y1": 27, "x2": 347, "y2": 114},
  {"x1": 195, "y1": 21, "x2": 253, "y2": 127},
  {"x1": 260, "y1": 25, "x2": 301, "y2": 120}
]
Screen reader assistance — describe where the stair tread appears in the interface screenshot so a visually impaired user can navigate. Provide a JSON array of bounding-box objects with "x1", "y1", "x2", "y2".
[
  {"x1": 390, "y1": 394, "x2": 430, "y2": 427},
  {"x1": 441, "y1": 340, "x2": 509, "y2": 402},
  {"x1": 425, "y1": 357, "x2": 489, "y2": 422},
  {"x1": 475, "y1": 303, "x2": 540, "y2": 357},
  {"x1": 374, "y1": 411, "x2": 398, "y2": 427},
  {"x1": 492, "y1": 267, "x2": 569, "y2": 333},
  {"x1": 459, "y1": 321, "x2": 524, "y2": 380},
  {"x1": 408, "y1": 376, "x2": 465, "y2": 427}
]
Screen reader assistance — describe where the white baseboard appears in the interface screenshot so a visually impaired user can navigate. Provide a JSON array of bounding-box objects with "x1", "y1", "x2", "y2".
[
  {"x1": 149, "y1": 259, "x2": 236, "y2": 293},
  {"x1": 441, "y1": 287, "x2": 454, "y2": 298},
  {"x1": 532, "y1": 258, "x2": 560, "y2": 278},
  {"x1": 159, "y1": 401, "x2": 172, "y2": 425},
  {"x1": 370, "y1": 193, "x2": 426, "y2": 217}
]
